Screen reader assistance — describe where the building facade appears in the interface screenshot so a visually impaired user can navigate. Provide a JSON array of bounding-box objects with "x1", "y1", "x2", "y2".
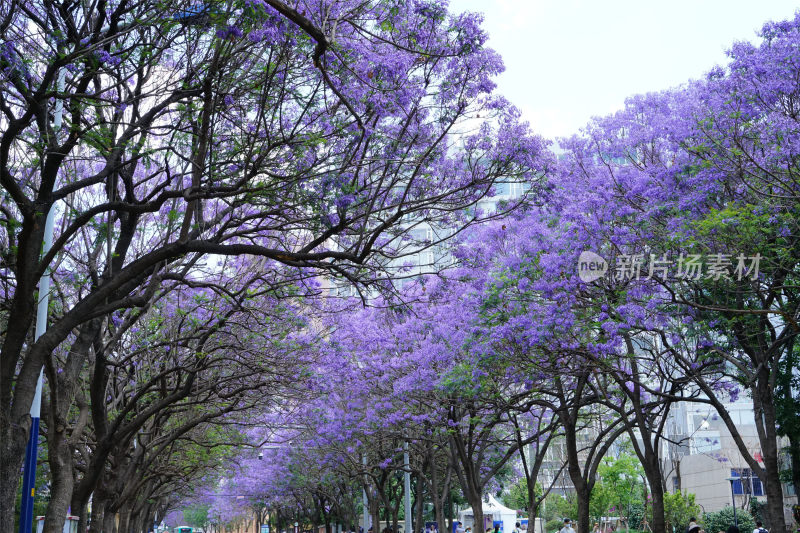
[{"x1": 663, "y1": 398, "x2": 796, "y2": 517}]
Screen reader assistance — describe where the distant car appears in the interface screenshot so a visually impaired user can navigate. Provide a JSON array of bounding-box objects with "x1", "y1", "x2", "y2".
[{"x1": 173, "y1": 527, "x2": 195, "y2": 533}]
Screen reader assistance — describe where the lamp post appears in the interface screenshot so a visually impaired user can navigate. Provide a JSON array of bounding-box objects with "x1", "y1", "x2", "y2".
[
  {"x1": 725, "y1": 477, "x2": 738, "y2": 528},
  {"x1": 18, "y1": 12, "x2": 201, "y2": 533},
  {"x1": 363, "y1": 454, "x2": 369, "y2": 533},
  {"x1": 404, "y1": 439, "x2": 412, "y2": 533},
  {"x1": 17, "y1": 65, "x2": 64, "y2": 533}
]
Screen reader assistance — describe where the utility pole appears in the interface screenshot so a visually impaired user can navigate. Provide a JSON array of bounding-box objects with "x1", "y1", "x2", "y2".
[
  {"x1": 363, "y1": 454, "x2": 369, "y2": 533},
  {"x1": 404, "y1": 440, "x2": 412, "y2": 533},
  {"x1": 18, "y1": 67, "x2": 65, "y2": 533}
]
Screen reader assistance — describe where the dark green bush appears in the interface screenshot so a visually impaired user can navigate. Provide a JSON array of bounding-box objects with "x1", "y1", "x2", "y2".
[
  {"x1": 627, "y1": 503, "x2": 645, "y2": 530},
  {"x1": 703, "y1": 506, "x2": 755, "y2": 533},
  {"x1": 749, "y1": 500, "x2": 766, "y2": 526}
]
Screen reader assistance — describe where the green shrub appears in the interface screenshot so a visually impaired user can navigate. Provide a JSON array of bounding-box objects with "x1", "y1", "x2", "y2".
[
  {"x1": 703, "y1": 506, "x2": 755, "y2": 533},
  {"x1": 749, "y1": 500, "x2": 766, "y2": 526},
  {"x1": 543, "y1": 494, "x2": 577, "y2": 523},
  {"x1": 545, "y1": 519, "x2": 563, "y2": 533},
  {"x1": 628, "y1": 503, "x2": 645, "y2": 530},
  {"x1": 663, "y1": 492, "x2": 702, "y2": 533}
]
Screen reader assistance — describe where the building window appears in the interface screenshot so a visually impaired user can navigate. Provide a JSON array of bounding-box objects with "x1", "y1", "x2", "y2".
[
  {"x1": 493, "y1": 182, "x2": 511, "y2": 196},
  {"x1": 730, "y1": 468, "x2": 764, "y2": 496}
]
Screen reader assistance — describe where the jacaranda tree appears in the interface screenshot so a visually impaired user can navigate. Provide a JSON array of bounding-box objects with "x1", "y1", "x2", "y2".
[{"x1": 0, "y1": 0, "x2": 546, "y2": 530}]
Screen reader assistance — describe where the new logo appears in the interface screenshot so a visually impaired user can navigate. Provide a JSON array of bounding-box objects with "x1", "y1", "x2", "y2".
[{"x1": 577, "y1": 251, "x2": 608, "y2": 283}]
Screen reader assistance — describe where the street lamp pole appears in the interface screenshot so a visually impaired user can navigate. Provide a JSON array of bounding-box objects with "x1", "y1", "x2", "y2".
[
  {"x1": 363, "y1": 454, "x2": 369, "y2": 533},
  {"x1": 404, "y1": 440, "x2": 412, "y2": 533},
  {"x1": 16, "y1": 14, "x2": 190, "y2": 533},
  {"x1": 725, "y1": 477, "x2": 738, "y2": 528},
  {"x1": 18, "y1": 66, "x2": 65, "y2": 533}
]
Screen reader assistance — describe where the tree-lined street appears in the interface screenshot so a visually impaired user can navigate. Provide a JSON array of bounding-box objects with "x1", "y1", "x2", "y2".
[{"x1": 1, "y1": 2, "x2": 799, "y2": 533}]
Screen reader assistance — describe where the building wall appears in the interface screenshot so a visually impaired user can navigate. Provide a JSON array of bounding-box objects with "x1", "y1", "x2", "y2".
[
  {"x1": 665, "y1": 398, "x2": 797, "y2": 518},
  {"x1": 677, "y1": 454, "x2": 762, "y2": 513}
]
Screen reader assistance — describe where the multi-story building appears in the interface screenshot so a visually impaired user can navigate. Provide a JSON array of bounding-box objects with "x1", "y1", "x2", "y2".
[
  {"x1": 662, "y1": 398, "x2": 796, "y2": 515},
  {"x1": 329, "y1": 178, "x2": 532, "y2": 296}
]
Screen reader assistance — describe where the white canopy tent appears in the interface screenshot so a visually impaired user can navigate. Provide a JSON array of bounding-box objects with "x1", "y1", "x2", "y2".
[{"x1": 457, "y1": 495, "x2": 517, "y2": 533}]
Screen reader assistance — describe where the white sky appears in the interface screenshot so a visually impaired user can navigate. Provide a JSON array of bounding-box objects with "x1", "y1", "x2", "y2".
[{"x1": 448, "y1": 0, "x2": 800, "y2": 140}]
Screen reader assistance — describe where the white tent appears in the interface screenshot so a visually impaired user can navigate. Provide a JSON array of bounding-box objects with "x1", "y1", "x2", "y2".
[{"x1": 457, "y1": 495, "x2": 517, "y2": 533}]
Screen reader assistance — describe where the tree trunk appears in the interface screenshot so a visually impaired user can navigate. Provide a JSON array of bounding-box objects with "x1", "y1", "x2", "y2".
[
  {"x1": 130, "y1": 510, "x2": 144, "y2": 533},
  {"x1": 102, "y1": 506, "x2": 116, "y2": 533},
  {"x1": 139, "y1": 502, "x2": 154, "y2": 533},
  {"x1": 466, "y1": 492, "x2": 485, "y2": 533},
  {"x1": 447, "y1": 490, "x2": 454, "y2": 533},
  {"x1": 449, "y1": 432, "x2": 485, "y2": 533},
  {"x1": 435, "y1": 500, "x2": 445, "y2": 533},
  {"x1": 431, "y1": 473, "x2": 446, "y2": 533},
  {"x1": 74, "y1": 498, "x2": 90, "y2": 533},
  {"x1": 574, "y1": 484, "x2": 591, "y2": 533},
  {"x1": 634, "y1": 443, "x2": 666, "y2": 533},
  {"x1": 371, "y1": 497, "x2": 381, "y2": 533},
  {"x1": 0, "y1": 209, "x2": 48, "y2": 533},
  {"x1": 761, "y1": 461, "x2": 786, "y2": 533},
  {"x1": 415, "y1": 476, "x2": 424, "y2": 533},
  {"x1": 42, "y1": 418, "x2": 75, "y2": 533},
  {"x1": 563, "y1": 415, "x2": 588, "y2": 533},
  {"x1": 649, "y1": 479, "x2": 666, "y2": 533},
  {"x1": 0, "y1": 424, "x2": 29, "y2": 533},
  {"x1": 118, "y1": 504, "x2": 131, "y2": 533},
  {"x1": 754, "y1": 380, "x2": 787, "y2": 533},
  {"x1": 87, "y1": 492, "x2": 107, "y2": 533}
]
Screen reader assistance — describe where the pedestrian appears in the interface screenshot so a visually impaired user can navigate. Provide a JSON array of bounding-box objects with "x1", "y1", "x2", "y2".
[
  {"x1": 493, "y1": 525, "x2": 500, "y2": 533},
  {"x1": 559, "y1": 519, "x2": 575, "y2": 533},
  {"x1": 514, "y1": 523, "x2": 521, "y2": 533},
  {"x1": 753, "y1": 522, "x2": 768, "y2": 533},
  {"x1": 592, "y1": 523, "x2": 601, "y2": 533},
  {"x1": 687, "y1": 518, "x2": 700, "y2": 533}
]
